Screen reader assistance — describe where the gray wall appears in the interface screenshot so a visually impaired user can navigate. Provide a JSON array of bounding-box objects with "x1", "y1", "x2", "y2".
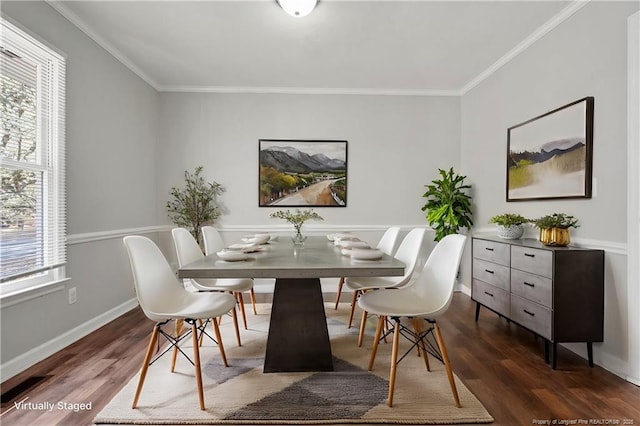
[
  {"x1": 0, "y1": 1, "x2": 159, "y2": 373},
  {"x1": 157, "y1": 93, "x2": 461, "y2": 229},
  {"x1": 460, "y1": 1, "x2": 639, "y2": 378}
]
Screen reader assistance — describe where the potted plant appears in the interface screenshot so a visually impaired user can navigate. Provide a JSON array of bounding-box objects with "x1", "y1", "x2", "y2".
[
  {"x1": 166, "y1": 166, "x2": 225, "y2": 245},
  {"x1": 531, "y1": 213, "x2": 579, "y2": 246},
  {"x1": 421, "y1": 167, "x2": 473, "y2": 241},
  {"x1": 489, "y1": 213, "x2": 529, "y2": 240},
  {"x1": 270, "y1": 209, "x2": 324, "y2": 246}
]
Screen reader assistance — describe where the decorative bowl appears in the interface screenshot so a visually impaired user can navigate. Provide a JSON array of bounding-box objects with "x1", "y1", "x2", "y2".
[
  {"x1": 496, "y1": 224, "x2": 524, "y2": 240},
  {"x1": 216, "y1": 250, "x2": 248, "y2": 261},
  {"x1": 350, "y1": 248, "x2": 383, "y2": 261}
]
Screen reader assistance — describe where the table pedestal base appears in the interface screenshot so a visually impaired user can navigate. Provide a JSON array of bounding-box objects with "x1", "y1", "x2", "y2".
[{"x1": 263, "y1": 278, "x2": 334, "y2": 373}]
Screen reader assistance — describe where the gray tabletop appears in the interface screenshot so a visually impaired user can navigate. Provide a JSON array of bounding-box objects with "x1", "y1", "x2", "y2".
[{"x1": 178, "y1": 236, "x2": 405, "y2": 280}]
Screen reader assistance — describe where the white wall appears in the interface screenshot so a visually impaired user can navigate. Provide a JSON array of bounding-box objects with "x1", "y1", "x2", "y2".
[
  {"x1": 157, "y1": 93, "x2": 461, "y2": 229},
  {"x1": 0, "y1": 1, "x2": 159, "y2": 378},
  {"x1": 461, "y1": 1, "x2": 639, "y2": 378}
]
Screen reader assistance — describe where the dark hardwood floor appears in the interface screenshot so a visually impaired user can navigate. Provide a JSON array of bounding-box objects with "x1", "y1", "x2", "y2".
[{"x1": 1, "y1": 292, "x2": 639, "y2": 425}]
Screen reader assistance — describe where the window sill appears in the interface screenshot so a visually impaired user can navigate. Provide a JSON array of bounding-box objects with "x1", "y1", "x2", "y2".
[{"x1": 0, "y1": 278, "x2": 71, "y2": 308}]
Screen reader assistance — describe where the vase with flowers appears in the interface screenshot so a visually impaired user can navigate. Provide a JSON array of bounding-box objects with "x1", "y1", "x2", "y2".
[{"x1": 270, "y1": 209, "x2": 324, "y2": 246}]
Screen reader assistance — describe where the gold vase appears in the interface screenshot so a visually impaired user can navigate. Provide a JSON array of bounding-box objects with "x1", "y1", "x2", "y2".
[{"x1": 539, "y1": 227, "x2": 570, "y2": 247}]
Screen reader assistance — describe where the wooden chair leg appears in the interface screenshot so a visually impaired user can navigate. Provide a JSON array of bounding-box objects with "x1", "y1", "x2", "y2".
[
  {"x1": 347, "y1": 290, "x2": 359, "y2": 328},
  {"x1": 334, "y1": 277, "x2": 344, "y2": 310},
  {"x1": 212, "y1": 314, "x2": 229, "y2": 367},
  {"x1": 249, "y1": 288, "x2": 258, "y2": 315},
  {"x1": 132, "y1": 325, "x2": 159, "y2": 409},
  {"x1": 357, "y1": 310, "x2": 368, "y2": 347},
  {"x1": 237, "y1": 292, "x2": 248, "y2": 330},
  {"x1": 387, "y1": 318, "x2": 401, "y2": 407},
  {"x1": 433, "y1": 321, "x2": 461, "y2": 408},
  {"x1": 413, "y1": 318, "x2": 430, "y2": 371},
  {"x1": 368, "y1": 315, "x2": 385, "y2": 371},
  {"x1": 171, "y1": 319, "x2": 183, "y2": 372},
  {"x1": 230, "y1": 308, "x2": 241, "y2": 347},
  {"x1": 190, "y1": 321, "x2": 206, "y2": 410},
  {"x1": 198, "y1": 319, "x2": 205, "y2": 347}
]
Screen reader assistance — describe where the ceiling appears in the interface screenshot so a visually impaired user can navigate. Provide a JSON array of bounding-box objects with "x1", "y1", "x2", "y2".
[{"x1": 49, "y1": 0, "x2": 578, "y2": 95}]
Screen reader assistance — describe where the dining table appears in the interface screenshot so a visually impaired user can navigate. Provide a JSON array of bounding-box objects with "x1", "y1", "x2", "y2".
[{"x1": 177, "y1": 235, "x2": 405, "y2": 373}]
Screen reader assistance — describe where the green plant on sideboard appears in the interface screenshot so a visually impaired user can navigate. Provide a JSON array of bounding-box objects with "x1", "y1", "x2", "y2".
[
  {"x1": 531, "y1": 213, "x2": 579, "y2": 247},
  {"x1": 489, "y1": 213, "x2": 529, "y2": 227},
  {"x1": 489, "y1": 213, "x2": 529, "y2": 240}
]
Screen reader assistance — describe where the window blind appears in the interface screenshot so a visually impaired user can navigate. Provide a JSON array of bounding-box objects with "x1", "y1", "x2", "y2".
[{"x1": 0, "y1": 18, "x2": 66, "y2": 288}]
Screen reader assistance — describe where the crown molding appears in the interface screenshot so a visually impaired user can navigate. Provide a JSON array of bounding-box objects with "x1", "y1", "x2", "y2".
[
  {"x1": 46, "y1": 0, "x2": 160, "y2": 91},
  {"x1": 460, "y1": 0, "x2": 591, "y2": 95},
  {"x1": 47, "y1": 0, "x2": 590, "y2": 97},
  {"x1": 158, "y1": 85, "x2": 461, "y2": 97}
]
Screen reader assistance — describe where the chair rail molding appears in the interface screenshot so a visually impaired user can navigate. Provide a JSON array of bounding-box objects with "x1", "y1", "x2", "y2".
[{"x1": 66, "y1": 225, "x2": 171, "y2": 245}]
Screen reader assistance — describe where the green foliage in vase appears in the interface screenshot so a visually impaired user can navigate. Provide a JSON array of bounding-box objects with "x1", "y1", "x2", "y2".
[
  {"x1": 489, "y1": 213, "x2": 529, "y2": 227},
  {"x1": 531, "y1": 213, "x2": 579, "y2": 229},
  {"x1": 270, "y1": 209, "x2": 324, "y2": 233},
  {"x1": 166, "y1": 166, "x2": 225, "y2": 244},
  {"x1": 421, "y1": 167, "x2": 474, "y2": 241}
]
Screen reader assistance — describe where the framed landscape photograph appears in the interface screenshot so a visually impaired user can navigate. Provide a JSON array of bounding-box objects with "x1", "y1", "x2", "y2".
[
  {"x1": 506, "y1": 97, "x2": 594, "y2": 201},
  {"x1": 259, "y1": 139, "x2": 347, "y2": 207}
]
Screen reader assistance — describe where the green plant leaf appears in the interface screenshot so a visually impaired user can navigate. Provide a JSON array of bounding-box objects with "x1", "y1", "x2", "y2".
[{"x1": 421, "y1": 167, "x2": 473, "y2": 241}]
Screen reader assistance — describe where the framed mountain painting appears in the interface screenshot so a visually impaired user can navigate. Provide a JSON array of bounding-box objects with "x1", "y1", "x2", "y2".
[
  {"x1": 506, "y1": 97, "x2": 594, "y2": 201},
  {"x1": 259, "y1": 139, "x2": 347, "y2": 207}
]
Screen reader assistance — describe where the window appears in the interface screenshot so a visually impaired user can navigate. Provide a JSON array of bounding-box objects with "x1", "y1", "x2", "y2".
[{"x1": 0, "y1": 18, "x2": 66, "y2": 295}]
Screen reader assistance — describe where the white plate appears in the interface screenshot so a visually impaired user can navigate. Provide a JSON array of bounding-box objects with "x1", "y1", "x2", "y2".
[
  {"x1": 334, "y1": 236, "x2": 359, "y2": 246},
  {"x1": 228, "y1": 243, "x2": 255, "y2": 250},
  {"x1": 327, "y1": 232, "x2": 353, "y2": 241},
  {"x1": 340, "y1": 241, "x2": 370, "y2": 249},
  {"x1": 350, "y1": 248, "x2": 383, "y2": 260},
  {"x1": 242, "y1": 246, "x2": 264, "y2": 253},
  {"x1": 216, "y1": 250, "x2": 248, "y2": 261}
]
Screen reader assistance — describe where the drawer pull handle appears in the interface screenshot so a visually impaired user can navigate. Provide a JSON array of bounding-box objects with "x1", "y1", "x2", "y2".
[
  {"x1": 523, "y1": 309, "x2": 535, "y2": 317},
  {"x1": 484, "y1": 269, "x2": 494, "y2": 274},
  {"x1": 485, "y1": 247, "x2": 494, "y2": 252},
  {"x1": 483, "y1": 291, "x2": 494, "y2": 297},
  {"x1": 523, "y1": 281, "x2": 535, "y2": 288},
  {"x1": 524, "y1": 253, "x2": 536, "y2": 258}
]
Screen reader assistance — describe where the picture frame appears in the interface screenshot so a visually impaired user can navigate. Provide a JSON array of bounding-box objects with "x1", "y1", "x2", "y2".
[
  {"x1": 506, "y1": 97, "x2": 594, "y2": 201},
  {"x1": 259, "y1": 139, "x2": 348, "y2": 207}
]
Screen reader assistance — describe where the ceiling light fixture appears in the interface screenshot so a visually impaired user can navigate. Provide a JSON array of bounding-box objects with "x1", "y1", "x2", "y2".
[{"x1": 277, "y1": 0, "x2": 318, "y2": 18}]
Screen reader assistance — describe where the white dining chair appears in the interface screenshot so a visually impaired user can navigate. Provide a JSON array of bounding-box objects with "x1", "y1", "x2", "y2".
[
  {"x1": 344, "y1": 227, "x2": 427, "y2": 346},
  {"x1": 334, "y1": 226, "x2": 401, "y2": 310},
  {"x1": 358, "y1": 234, "x2": 467, "y2": 407},
  {"x1": 171, "y1": 228, "x2": 249, "y2": 346},
  {"x1": 201, "y1": 225, "x2": 258, "y2": 316},
  {"x1": 123, "y1": 235, "x2": 236, "y2": 410}
]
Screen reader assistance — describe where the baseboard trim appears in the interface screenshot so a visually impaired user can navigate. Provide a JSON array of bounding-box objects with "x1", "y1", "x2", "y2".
[{"x1": 0, "y1": 298, "x2": 139, "y2": 383}]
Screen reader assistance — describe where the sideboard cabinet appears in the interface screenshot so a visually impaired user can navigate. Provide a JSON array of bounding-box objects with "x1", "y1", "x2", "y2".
[{"x1": 471, "y1": 234, "x2": 604, "y2": 369}]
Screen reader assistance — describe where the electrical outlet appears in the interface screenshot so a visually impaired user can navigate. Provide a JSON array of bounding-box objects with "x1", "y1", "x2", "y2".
[{"x1": 68, "y1": 287, "x2": 77, "y2": 304}]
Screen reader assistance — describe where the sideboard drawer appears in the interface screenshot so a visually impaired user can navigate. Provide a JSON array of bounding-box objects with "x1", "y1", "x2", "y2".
[
  {"x1": 511, "y1": 269, "x2": 552, "y2": 308},
  {"x1": 511, "y1": 294, "x2": 552, "y2": 340},
  {"x1": 472, "y1": 279, "x2": 510, "y2": 317},
  {"x1": 473, "y1": 239, "x2": 510, "y2": 266},
  {"x1": 472, "y1": 259, "x2": 510, "y2": 291},
  {"x1": 511, "y1": 246, "x2": 552, "y2": 278}
]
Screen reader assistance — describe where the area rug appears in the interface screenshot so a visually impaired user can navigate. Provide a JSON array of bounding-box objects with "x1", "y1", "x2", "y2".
[{"x1": 94, "y1": 303, "x2": 493, "y2": 425}]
